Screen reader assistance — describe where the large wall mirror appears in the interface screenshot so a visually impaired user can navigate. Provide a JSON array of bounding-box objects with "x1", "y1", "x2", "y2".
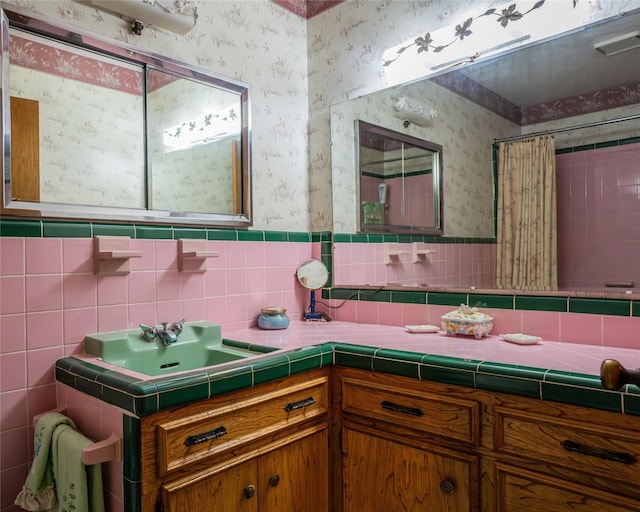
[
  {"x1": 357, "y1": 120, "x2": 442, "y2": 235},
  {"x1": 1, "y1": 6, "x2": 251, "y2": 227},
  {"x1": 332, "y1": 7, "x2": 640, "y2": 293}
]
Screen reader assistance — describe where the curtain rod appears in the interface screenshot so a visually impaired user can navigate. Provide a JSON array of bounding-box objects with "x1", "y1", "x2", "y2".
[{"x1": 494, "y1": 113, "x2": 640, "y2": 143}]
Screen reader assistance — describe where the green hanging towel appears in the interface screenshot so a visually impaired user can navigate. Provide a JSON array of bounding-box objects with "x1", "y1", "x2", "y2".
[
  {"x1": 52, "y1": 425, "x2": 105, "y2": 512},
  {"x1": 15, "y1": 412, "x2": 75, "y2": 511}
]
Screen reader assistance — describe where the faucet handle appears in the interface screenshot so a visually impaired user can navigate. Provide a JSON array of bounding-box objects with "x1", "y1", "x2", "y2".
[
  {"x1": 139, "y1": 323, "x2": 157, "y2": 341},
  {"x1": 171, "y1": 319, "x2": 185, "y2": 334}
]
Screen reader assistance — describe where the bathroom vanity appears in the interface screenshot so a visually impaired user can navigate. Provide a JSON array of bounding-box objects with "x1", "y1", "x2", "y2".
[{"x1": 55, "y1": 322, "x2": 640, "y2": 511}]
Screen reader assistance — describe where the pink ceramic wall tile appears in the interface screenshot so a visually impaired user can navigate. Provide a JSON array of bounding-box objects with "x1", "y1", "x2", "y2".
[
  {"x1": 181, "y1": 272, "x2": 206, "y2": 300},
  {"x1": 0, "y1": 286, "x2": 24, "y2": 324},
  {"x1": 97, "y1": 305, "x2": 128, "y2": 332},
  {"x1": 63, "y1": 307, "x2": 97, "y2": 345},
  {"x1": 25, "y1": 238, "x2": 62, "y2": 275},
  {"x1": 27, "y1": 384, "x2": 57, "y2": 427},
  {"x1": 0, "y1": 389, "x2": 28, "y2": 431},
  {"x1": 155, "y1": 300, "x2": 182, "y2": 323},
  {"x1": 128, "y1": 271, "x2": 156, "y2": 303},
  {"x1": 26, "y1": 311, "x2": 63, "y2": 349},
  {"x1": 0, "y1": 314, "x2": 26, "y2": 353},
  {"x1": 25, "y1": 275, "x2": 62, "y2": 312},
  {"x1": 522, "y1": 310, "x2": 561, "y2": 341},
  {"x1": 1, "y1": 464, "x2": 29, "y2": 510},
  {"x1": 560, "y1": 312, "x2": 602, "y2": 345},
  {"x1": 205, "y1": 297, "x2": 228, "y2": 326},
  {"x1": 330, "y1": 299, "x2": 357, "y2": 322},
  {"x1": 245, "y1": 267, "x2": 266, "y2": 295},
  {"x1": 154, "y1": 240, "x2": 178, "y2": 271},
  {"x1": 225, "y1": 242, "x2": 247, "y2": 269},
  {"x1": 311, "y1": 241, "x2": 321, "y2": 260},
  {"x1": 402, "y1": 303, "x2": 428, "y2": 326},
  {"x1": 130, "y1": 240, "x2": 155, "y2": 271},
  {"x1": 264, "y1": 266, "x2": 283, "y2": 293},
  {"x1": 356, "y1": 301, "x2": 379, "y2": 325},
  {"x1": 280, "y1": 243, "x2": 300, "y2": 268},
  {"x1": 0, "y1": 352, "x2": 26, "y2": 392},
  {"x1": 602, "y1": 316, "x2": 640, "y2": 349},
  {"x1": 128, "y1": 303, "x2": 157, "y2": 328},
  {"x1": 63, "y1": 386, "x2": 102, "y2": 443},
  {"x1": 155, "y1": 271, "x2": 181, "y2": 301},
  {"x1": 1, "y1": 426, "x2": 29, "y2": 468},
  {"x1": 182, "y1": 298, "x2": 205, "y2": 321},
  {"x1": 204, "y1": 268, "x2": 227, "y2": 297},
  {"x1": 63, "y1": 273, "x2": 97, "y2": 308},
  {"x1": 62, "y1": 238, "x2": 93, "y2": 273},
  {"x1": 489, "y1": 309, "x2": 522, "y2": 335},
  {"x1": 26, "y1": 347, "x2": 63, "y2": 387},
  {"x1": 264, "y1": 242, "x2": 283, "y2": 267},
  {"x1": 226, "y1": 268, "x2": 248, "y2": 295},
  {"x1": 378, "y1": 302, "x2": 404, "y2": 326},
  {"x1": 97, "y1": 275, "x2": 127, "y2": 306},
  {"x1": 0, "y1": 238, "x2": 24, "y2": 275},
  {"x1": 246, "y1": 241, "x2": 266, "y2": 267}
]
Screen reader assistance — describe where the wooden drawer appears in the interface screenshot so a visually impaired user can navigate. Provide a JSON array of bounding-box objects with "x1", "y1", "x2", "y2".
[
  {"x1": 156, "y1": 375, "x2": 328, "y2": 475},
  {"x1": 341, "y1": 377, "x2": 480, "y2": 445},
  {"x1": 494, "y1": 406, "x2": 640, "y2": 482}
]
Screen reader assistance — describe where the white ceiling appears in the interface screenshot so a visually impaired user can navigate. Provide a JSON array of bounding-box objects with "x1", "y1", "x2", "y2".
[{"x1": 458, "y1": 9, "x2": 640, "y2": 107}]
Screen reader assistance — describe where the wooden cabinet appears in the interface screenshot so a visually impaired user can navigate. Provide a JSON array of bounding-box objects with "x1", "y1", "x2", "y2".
[
  {"x1": 161, "y1": 430, "x2": 328, "y2": 512},
  {"x1": 141, "y1": 369, "x2": 329, "y2": 512},
  {"x1": 336, "y1": 371, "x2": 481, "y2": 511},
  {"x1": 342, "y1": 427, "x2": 476, "y2": 511},
  {"x1": 331, "y1": 367, "x2": 640, "y2": 512}
]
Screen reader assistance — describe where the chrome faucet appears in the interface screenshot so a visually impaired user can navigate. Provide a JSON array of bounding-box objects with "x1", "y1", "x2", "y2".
[{"x1": 139, "y1": 319, "x2": 185, "y2": 346}]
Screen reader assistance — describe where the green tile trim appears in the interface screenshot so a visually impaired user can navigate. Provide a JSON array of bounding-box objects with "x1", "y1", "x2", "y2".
[
  {"x1": 0, "y1": 218, "x2": 42, "y2": 237},
  {"x1": 55, "y1": 342, "x2": 639, "y2": 419},
  {"x1": 265, "y1": 231, "x2": 288, "y2": 242},
  {"x1": 633, "y1": 301, "x2": 640, "y2": 318},
  {"x1": 515, "y1": 295, "x2": 568, "y2": 312},
  {"x1": 288, "y1": 232, "x2": 311, "y2": 242},
  {"x1": 122, "y1": 415, "x2": 141, "y2": 481},
  {"x1": 134, "y1": 225, "x2": 173, "y2": 239},
  {"x1": 541, "y1": 382, "x2": 623, "y2": 413},
  {"x1": 468, "y1": 293, "x2": 513, "y2": 310},
  {"x1": 427, "y1": 292, "x2": 469, "y2": 306},
  {"x1": 391, "y1": 290, "x2": 427, "y2": 304},
  {"x1": 238, "y1": 230, "x2": 264, "y2": 241},
  {"x1": 43, "y1": 221, "x2": 92, "y2": 238},
  {"x1": 358, "y1": 289, "x2": 391, "y2": 302},
  {"x1": 92, "y1": 223, "x2": 135, "y2": 237},
  {"x1": 568, "y1": 298, "x2": 631, "y2": 316},
  {"x1": 207, "y1": 228, "x2": 238, "y2": 241},
  {"x1": 173, "y1": 227, "x2": 207, "y2": 239}
]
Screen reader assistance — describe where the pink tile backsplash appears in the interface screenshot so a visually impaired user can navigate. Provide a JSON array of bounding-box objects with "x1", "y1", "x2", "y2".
[{"x1": 4, "y1": 232, "x2": 640, "y2": 512}]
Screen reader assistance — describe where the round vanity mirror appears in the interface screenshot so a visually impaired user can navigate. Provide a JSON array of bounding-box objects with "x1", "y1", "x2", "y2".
[
  {"x1": 296, "y1": 259, "x2": 329, "y2": 321},
  {"x1": 297, "y1": 259, "x2": 329, "y2": 290}
]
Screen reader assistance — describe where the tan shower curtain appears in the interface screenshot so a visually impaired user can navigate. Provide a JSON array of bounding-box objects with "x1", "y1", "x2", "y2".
[{"x1": 496, "y1": 136, "x2": 557, "y2": 290}]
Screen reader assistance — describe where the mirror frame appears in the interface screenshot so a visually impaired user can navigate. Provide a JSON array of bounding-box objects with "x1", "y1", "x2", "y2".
[
  {"x1": 1, "y1": 6, "x2": 253, "y2": 228},
  {"x1": 357, "y1": 120, "x2": 443, "y2": 235}
]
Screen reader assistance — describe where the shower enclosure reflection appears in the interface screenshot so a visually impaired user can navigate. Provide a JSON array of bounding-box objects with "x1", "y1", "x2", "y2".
[{"x1": 357, "y1": 121, "x2": 443, "y2": 235}]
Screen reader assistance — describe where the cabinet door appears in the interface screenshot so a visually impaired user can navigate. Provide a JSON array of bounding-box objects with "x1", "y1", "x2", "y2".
[
  {"x1": 343, "y1": 427, "x2": 475, "y2": 512},
  {"x1": 259, "y1": 430, "x2": 328, "y2": 512},
  {"x1": 495, "y1": 462, "x2": 640, "y2": 512},
  {"x1": 161, "y1": 458, "x2": 258, "y2": 512}
]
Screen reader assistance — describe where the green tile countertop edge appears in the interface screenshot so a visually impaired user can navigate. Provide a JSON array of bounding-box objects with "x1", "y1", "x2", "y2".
[{"x1": 55, "y1": 341, "x2": 637, "y2": 417}]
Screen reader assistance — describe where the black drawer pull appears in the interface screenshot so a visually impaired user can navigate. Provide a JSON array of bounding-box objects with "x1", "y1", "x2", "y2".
[
  {"x1": 381, "y1": 400, "x2": 423, "y2": 417},
  {"x1": 284, "y1": 396, "x2": 316, "y2": 412},
  {"x1": 561, "y1": 440, "x2": 637, "y2": 465},
  {"x1": 184, "y1": 426, "x2": 227, "y2": 446}
]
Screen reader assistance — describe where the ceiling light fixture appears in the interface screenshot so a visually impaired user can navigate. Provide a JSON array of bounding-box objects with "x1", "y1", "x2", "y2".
[{"x1": 594, "y1": 31, "x2": 640, "y2": 56}]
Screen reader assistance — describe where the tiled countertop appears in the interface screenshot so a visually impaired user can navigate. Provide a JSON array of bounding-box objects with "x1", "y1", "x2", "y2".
[{"x1": 55, "y1": 321, "x2": 640, "y2": 417}]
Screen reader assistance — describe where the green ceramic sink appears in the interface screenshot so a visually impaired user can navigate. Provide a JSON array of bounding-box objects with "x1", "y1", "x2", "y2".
[{"x1": 83, "y1": 321, "x2": 278, "y2": 376}]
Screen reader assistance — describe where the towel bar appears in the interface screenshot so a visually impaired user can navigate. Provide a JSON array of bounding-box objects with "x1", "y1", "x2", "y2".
[{"x1": 32, "y1": 408, "x2": 122, "y2": 464}]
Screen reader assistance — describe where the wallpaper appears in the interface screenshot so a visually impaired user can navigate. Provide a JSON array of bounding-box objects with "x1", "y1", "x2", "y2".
[{"x1": 3, "y1": 0, "x2": 635, "y2": 232}]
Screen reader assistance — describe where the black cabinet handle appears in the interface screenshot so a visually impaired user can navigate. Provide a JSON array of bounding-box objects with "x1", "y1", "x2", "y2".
[
  {"x1": 284, "y1": 396, "x2": 316, "y2": 412},
  {"x1": 184, "y1": 426, "x2": 227, "y2": 446},
  {"x1": 561, "y1": 440, "x2": 636, "y2": 465},
  {"x1": 381, "y1": 400, "x2": 423, "y2": 417}
]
